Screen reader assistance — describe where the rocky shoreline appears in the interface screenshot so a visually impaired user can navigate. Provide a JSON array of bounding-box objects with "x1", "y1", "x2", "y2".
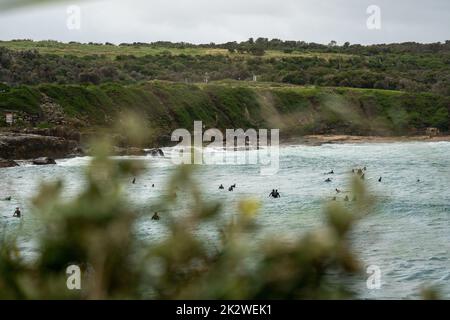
[
  {"x1": 0, "y1": 132, "x2": 81, "y2": 160},
  {"x1": 0, "y1": 158, "x2": 19, "y2": 168},
  {"x1": 0, "y1": 129, "x2": 167, "y2": 168},
  {"x1": 1, "y1": 128, "x2": 449, "y2": 169},
  {"x1": 281, "y1": 134, "x2": 450, "y2": 146}
]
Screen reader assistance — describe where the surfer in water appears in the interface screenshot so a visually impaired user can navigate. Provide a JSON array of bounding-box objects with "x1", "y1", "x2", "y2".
[
  {"x1": 270, "y1": 190, "x2": 281, "y2": 198},
  {"x1": 219, "y1": 184, "x2": 224, "y2": 190},
  {"x1": 151, "y1": 212, "x2": 160, "y2": 221},
  {"x1": 13, "y1": 207, "x2": 21, "y2": 218}
]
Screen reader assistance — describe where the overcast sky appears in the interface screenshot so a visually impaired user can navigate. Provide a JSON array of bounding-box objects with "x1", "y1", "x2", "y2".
[{"x1": 0, "y1": 0, "x2": 449, "y2": 45}]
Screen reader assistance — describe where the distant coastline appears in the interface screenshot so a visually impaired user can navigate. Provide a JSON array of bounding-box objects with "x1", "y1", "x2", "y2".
[
  {"x1": 2, "y1": 129, "x2": 449, "y2": 167},
  {"x1": 282, "y1": 134, "x2": 450, "y2": 146}
]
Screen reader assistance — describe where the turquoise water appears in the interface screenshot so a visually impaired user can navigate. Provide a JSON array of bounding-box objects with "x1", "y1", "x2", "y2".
[{"x1": 1, "y1": 141, "x2": 450, "y2": 299}]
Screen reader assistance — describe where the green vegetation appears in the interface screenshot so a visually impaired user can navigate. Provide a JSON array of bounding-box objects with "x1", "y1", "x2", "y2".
[
  {"x1": 1, "y1": 39, "x2": 449, "y2": 96},
  {"x1": 1, "y1": 81, "x2": 448, "y2": 135},
  {"x1": 0, "y1": 40, "x2": 356, "y2": 59},
  {"x1": 1, "y1": 39, "x2": 448, "y2": 136}
]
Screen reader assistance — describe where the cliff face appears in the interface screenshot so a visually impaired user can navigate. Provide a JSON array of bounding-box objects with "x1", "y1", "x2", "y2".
[
  {"x1": 0, "y1": 133, "x2": 79, "y2": 160},
  {"x1": 1, "y1": 81, "x2": 449, "y2": 152}
]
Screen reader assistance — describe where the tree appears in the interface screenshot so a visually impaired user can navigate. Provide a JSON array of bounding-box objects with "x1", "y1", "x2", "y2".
[
  {"x1": 249, "y1": 47, "x2": 265, "y2": 56},
  {"x1": 79, "y1": 72, "x2": 100, "y2": 84}
]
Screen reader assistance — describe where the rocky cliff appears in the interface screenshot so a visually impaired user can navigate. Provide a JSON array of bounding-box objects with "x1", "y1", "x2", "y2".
[{"x1": 0, "y1": 133, "x2": 80, "y2": 160}]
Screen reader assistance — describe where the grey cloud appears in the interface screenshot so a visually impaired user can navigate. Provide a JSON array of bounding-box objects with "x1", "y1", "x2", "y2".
[{"x1": 0, "y1": 0, "x2": 449, "y2": 44}]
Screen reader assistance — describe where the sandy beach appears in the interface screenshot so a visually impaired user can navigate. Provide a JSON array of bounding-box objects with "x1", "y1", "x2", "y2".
[{"x1": 282, "y1": 135, "x2": 450, "y2": 146}]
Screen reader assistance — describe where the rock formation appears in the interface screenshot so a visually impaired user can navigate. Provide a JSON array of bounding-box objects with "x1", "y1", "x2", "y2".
[
  {"x1": 0, "y1": 158, "x2": 19, "y2": 168},
  {"x1": 0, "y1": 133, "x2": 79, "y2": 160}
]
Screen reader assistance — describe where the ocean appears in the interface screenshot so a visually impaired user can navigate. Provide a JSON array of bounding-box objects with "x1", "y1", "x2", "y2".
[{"x1": 1, "y1": 141, "x2": 449, "y2": 299}]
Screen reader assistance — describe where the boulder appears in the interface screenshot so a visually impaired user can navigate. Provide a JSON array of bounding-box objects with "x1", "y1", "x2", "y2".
[
  {"x1": 155, "y1": 135, "x2": 172, "y2": 146},
  {"x1": 65, "y1": 147, "x2": 85, "y2": 158},
  {"x1": 0, "y1": 158, "x2": 19, "y2": 168},
  {"x1": 147, "y1": 148, "x2": 165, "y2": 157},
  {"x1": 113, "y1": 146, "x2": 146, "y2": 156},
  {"x1": 0, "y1": 133, "x2": 79, "y2": 160},
  {"x1": 32, "y1": 157, "x2": 57, "y2": 165},
  {"x1": 22, "y1": 126, "x2": 81, "y2": 142}
]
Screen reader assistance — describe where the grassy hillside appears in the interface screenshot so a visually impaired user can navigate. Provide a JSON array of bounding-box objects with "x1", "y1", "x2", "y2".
[
  {"x1": 1, "y1": 40, "x2": 449, "y2": 96},
  {"x1": 1, "y1": 81, "x2": 448, "y2": 139},
  {"x1": 0, "y1": 40, "x2": 355, "y2": 60}
]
